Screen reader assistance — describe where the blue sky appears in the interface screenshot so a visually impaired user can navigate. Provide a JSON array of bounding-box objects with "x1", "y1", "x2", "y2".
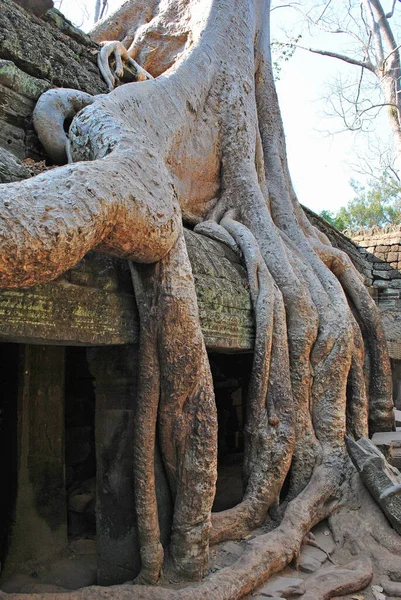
[{"x1": 58, "y1": 0, "x2": 397, "y2": 214}]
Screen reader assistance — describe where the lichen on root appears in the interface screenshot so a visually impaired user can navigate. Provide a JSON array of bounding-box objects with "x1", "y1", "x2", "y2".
[{"x1": 0, "y1": 0, "x2": 396, "y2": 598}]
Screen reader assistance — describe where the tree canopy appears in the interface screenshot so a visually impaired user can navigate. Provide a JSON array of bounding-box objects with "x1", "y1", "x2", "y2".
[
  {"x1": 284, "y1": 0, "x2": 401, "y2": 177},
  {"x1": 320, "y1": 174, "x2": 401, "y2": 230}
]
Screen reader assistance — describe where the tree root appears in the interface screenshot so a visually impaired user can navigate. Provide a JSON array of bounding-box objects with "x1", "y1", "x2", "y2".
[
  {"x1": 130, "y1": 229, "x2": 217, "y2": 582},
  {"x1": 98, "y1": 41, "x2": 153, "y2": 91},
  {"x1": 0, "y1": 0, "x2": 396, "y2": 595},
  {"x1": 33, "y1": 89, "x2": 97, "y2": 164}
]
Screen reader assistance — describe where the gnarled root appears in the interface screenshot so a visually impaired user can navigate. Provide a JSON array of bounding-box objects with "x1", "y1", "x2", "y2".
[
  {"x1": 98, "y1": 41, "x2": 153, "y2": 91},
  {"x1": 1, "y1": 0, "x2": 396, "y2": 595},
  {"x1": 130, "y1": 228, "x2": 217, "y2": 582},
  {"x1": 33, "y1": 89, "x2": 97, "y2": 164}
]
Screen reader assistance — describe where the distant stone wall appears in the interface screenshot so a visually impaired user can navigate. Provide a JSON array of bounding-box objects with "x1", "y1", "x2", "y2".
[
  {"x1": 347, "y1": 225, "x2": 401, "y2": 290},
  {"x1": 346, "y1": 225, "x2": 401, "y2": 361}
]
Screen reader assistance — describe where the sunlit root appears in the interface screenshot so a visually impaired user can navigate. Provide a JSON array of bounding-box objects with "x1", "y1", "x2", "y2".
[
  {"x1": 0, "y1": 0, "x2": 396, "y2": 596},
  {"x1": 33, "y1": 89, "x2": 96, "y2": 164},
  {"x1": 98, "y1": 40, "x2": 154, "y2": 90}
]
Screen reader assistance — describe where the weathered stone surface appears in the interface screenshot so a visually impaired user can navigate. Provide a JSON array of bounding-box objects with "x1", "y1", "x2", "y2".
[
  {"x1": 69, "y1": 539, "x2": 96, "y2": 556},
  {"x1": 2, "y1": 345, "x2": 67, "y2": 579},
  {"x1": 346, "y1": 436, "x2": 401, "y2": 535},
  {"x1": 0, "y1": 0, "x2": 106, "y2": 94},
  {"x1": 381, "y1": 580, "x2": 401, "y2": 596},
  {"x1": 39, "y1": 555, "x2": 97, "y2": 590},
  {"x1": 301, "y1": 560, "x2": 373, "y2": 600},
  {"x1": 0, "y1": 60, "x2": 51, "y2": 100},
  {"x1": 13, "y1": 0, "x2": 54, "y2": 18},
  {"x1": 87, "y1": 346, "x2": 173, "y2": 585},
  {"x1": 0, "y1": 147, "x2": 30, "y2": 182},
  {"x1": 0, "y1": 232, "x2": 254, "y2": 351},
  {"x1": 310, "y1": 521, "x2": 336, "y2": 555},
  {"x1": 257, "y1": 576, "x2": 305, "y2": 598},
  {"x1": 68, "y1": 478, "x2": 96, "y2": 513},
  {"x1": 0, "y1": 120, "x2": 26, "y2": 159},
  {"x1": 372, "y1": 431, "x2": 401, "y2": 447},
  {"x1": 253, "y1": 597, "x2": 285, "y2": 600},
  {"x1": 298, "y1": 545, "x2": 328, "y2": 573}
]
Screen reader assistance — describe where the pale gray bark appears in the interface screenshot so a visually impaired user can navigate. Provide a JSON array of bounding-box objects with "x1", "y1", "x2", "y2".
[{"x1": 0, "y1": 0, "x2": 395, "y2": 597}]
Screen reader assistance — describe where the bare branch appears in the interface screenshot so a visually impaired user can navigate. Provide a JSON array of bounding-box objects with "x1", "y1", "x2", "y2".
[
  {"x1": 383, "y1": 43, "x2": 401, "y2": 69},
  {"x1": 270, "y1": 3, "x2": 300, "y2": 12},
  {"x1": 386, "y1": 0, "x2": 397, "y2": 19},
  {"x1": 358, "y1": 101, "x2": 400, "y2": 118},
  {"x1": 317, "y1": 0, "x2": 334, "y2": 22},
  {"x1": 290, "y1": 43, "x2": 375, "y2": 71}
]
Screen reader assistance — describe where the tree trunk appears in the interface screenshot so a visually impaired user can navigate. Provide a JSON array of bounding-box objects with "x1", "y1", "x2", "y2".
[{"x1": 0, "y1": 0, "x2": 395, "y2": 597}]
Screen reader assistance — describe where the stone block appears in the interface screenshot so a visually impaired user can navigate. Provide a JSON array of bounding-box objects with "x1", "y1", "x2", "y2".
[
  {"x1": 2, "y1": 346, "x2": 67, "y2": 578},
  {"x1": 346, "y1": 437, "x2": 401, "y2": 536},
  {"x1": 0, "y1": 147, "x2": 30, "y2": 183},
  {"x1": 298, "y1": 545, "x2": 328, "y2": 573},
  {"x1": 372, "y1": 431, "x2": 401, "y2": 447},
  {"x1": 0, "y1": 60, "x2": 51, "y2": 100},
  {"x1": 374, "y1": 262, "x2": 393, "y2": 271},
  {"x1": 13, "y1": 0, "x2": 54, "y2": 18},
  {"x1": 382, "y1": 580, "x2": 401, "y2": 596},
  {"x1": 257, "y1": 576, "x2": 305, "y2": 598},
  {"x1": 388, "y1": 252, "x2": 399, "y2": 263},
  {"x1": 301, "y1": 561, "x2": 373, "y2": 600},
  {"x1": 0, "y1": 120, "x2": 26, "y2": 159},
  {"x1": 87, "y1": 346, "x2": 174, "y2": 586},
  {"x1": 373, "y1": 270, "x2": 391, "y2": 279},
  {"x1": 0, "y1": 83, "x2": 35, "y2": 126}
]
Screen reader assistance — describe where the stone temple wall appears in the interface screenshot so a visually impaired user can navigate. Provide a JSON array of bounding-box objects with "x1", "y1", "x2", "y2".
[
  {"x1": 346, "y1": 225, "x2": 401, "y2": 363},
  {"x1": 0, "y1": 0, "x2": 108, "y2": 165},
  {"x1": 347, "y1": 225, "x2": 401, "y2": 288}
]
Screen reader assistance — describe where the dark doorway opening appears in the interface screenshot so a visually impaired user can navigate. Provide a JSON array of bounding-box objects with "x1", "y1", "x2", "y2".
[
  {"x1": 209, "y1": 353, "x2": 253, "y2": 512},
  {"x1": 0, "y1": 343, "x2": 19, "y2": 570},
  {"x1": 65, "y1": 347, "x2": 96, "y2": 541}
]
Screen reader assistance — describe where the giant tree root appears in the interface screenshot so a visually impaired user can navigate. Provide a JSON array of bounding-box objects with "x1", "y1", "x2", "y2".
[
  {"x1": 301, "y1": 560, "x2": 373, "y2": 600},
  {"x1": 0, "y1": 0, "x2": 396, "y2": 595},
  {"x1": 1, "y1": 460, "x2": 379, "y2": 600}
]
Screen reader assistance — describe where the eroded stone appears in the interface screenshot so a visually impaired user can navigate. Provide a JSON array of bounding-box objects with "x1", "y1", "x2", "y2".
[
  {"x1": 257, "y1": 576, "x2": 305, "y2": 598},
  {"x1": 298, "y1": 546, "x2": 328, "y2": 573}
]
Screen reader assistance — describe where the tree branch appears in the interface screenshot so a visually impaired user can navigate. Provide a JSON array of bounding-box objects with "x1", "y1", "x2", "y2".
[
  {"x1": 383, "y1": 42, "x2": 401, "y2": 69},
  {"x1": 291, "y1": 44, "x2": 375, "y2": 72},
  {"x1": 386, "y1": 0, "x2": 397, "y2": 18}
]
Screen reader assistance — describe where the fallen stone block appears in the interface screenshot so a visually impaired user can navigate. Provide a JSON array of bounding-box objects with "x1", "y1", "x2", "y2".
[
  {"x1": 301, "y1": 560, "x2": 373, "y2": 600},
  {"x1": 382, "y1": 579, "x2": 401, "y2": 596},
  {"x1": 346, "y1": 436, "x2": 401, "y2": 535},
  {"x1": 298, "y1": 545, "x2": 328, "y2": 573},
  {"x1": 256, "y1": 576, "x2": 305, "y2": 598}
]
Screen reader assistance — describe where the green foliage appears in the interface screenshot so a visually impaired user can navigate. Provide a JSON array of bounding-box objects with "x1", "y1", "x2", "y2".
[
  {"x1": 319, "y1": 174, "x2": 401, "y2": 231},
  {"x1": 319, "y1": 209, "x2": 349, "y2": 232},
  {"x1": 271, "y1": 35, "x2": 302, "y2": 80}
]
